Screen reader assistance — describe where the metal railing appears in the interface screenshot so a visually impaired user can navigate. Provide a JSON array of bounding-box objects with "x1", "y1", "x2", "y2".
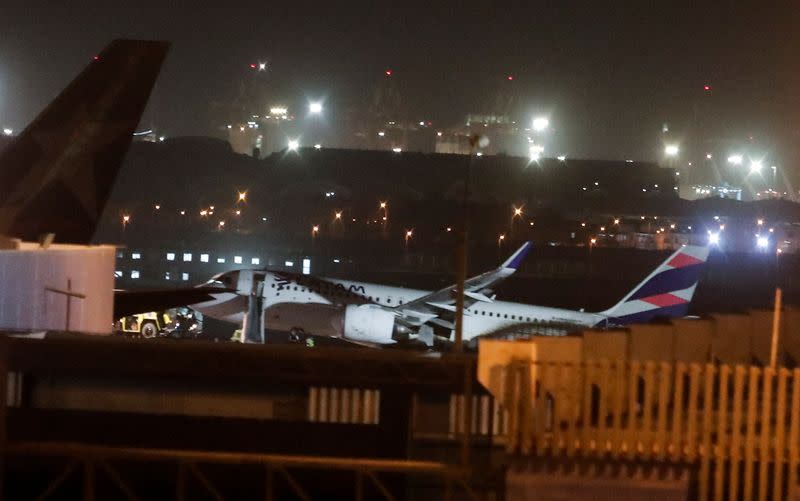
[{"x1": 7, "y1": 441, "x2": 481, "y2": 501}]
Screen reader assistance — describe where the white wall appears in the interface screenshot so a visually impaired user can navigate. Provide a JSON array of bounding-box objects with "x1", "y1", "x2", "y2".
[{"x1": 0, "y1": 243, "x2": 115, "y2": 334}]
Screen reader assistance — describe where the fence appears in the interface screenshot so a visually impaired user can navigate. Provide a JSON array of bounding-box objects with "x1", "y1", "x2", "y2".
[{"x1": 492, "y1": 361, "x2": 800, "y2": 501}]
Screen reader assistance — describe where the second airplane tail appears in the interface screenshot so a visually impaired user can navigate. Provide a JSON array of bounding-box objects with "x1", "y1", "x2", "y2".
[
  {"x1": 600, "y1": 245, "x2": 710, "y2": 325},
  {"x1": 0, "y1": 39, "x2": 170, "y2": 243}
]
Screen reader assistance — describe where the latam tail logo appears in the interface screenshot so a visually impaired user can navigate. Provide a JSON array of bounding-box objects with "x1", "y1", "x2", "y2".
[{"x1": 600, "y1": 245, "x2": 710, "y2": 326}]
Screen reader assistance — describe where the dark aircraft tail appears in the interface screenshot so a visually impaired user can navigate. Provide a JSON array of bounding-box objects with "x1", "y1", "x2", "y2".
[{"x1": 0, "y1": 39, "x2": 169, "y2": 243}]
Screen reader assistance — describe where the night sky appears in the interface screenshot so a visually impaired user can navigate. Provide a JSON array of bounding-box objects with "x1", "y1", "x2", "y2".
[{"x1": 0, "y1": 2, "x2": 798, "y2": 167}]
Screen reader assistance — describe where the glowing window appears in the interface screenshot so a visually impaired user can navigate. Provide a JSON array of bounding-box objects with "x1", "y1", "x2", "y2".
[
  {"x1": 234, "y1": 256, "x2": 242, "y2": 264},
  {"x1": 183, "y1": 253, "x2": 192, "y2": 262},
  {"x1": 200, "y1": 254, "x2": 209, "y2": 263},
  {"x1": 217, "y1": 257, "x2": 226, "y2": 264},
  {"x1": 131, "y1": 252, "x2": 141, "y2": 260},
  {"x1": 182, "y1": 272, "x2": 189, "y2": 281},
  {"x1": 251, "y1": 257, "x2": 260, "y2": 265},
  {"x1": 130, "y1": 270, "x2": 140, "y2": 279},
  {"x1": 166, "y1": 253, "x2": 175, "y2": 261}
]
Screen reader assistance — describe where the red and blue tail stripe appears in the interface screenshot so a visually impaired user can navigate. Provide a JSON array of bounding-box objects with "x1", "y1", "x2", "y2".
[{"x1": 599, "y1": 245, "x2": 709, "y2": 326}]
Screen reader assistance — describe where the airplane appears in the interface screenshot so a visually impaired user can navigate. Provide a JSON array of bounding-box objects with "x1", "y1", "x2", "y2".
[
  {"x1": 0, "y1": 39, "x2": 169, "y2": 243},
  {"x1": 192, "y1": 244, "x2": 710, "y2": 346},
  {"x1": 0, "y1": 39, "x2": 225, "y2": 320}
]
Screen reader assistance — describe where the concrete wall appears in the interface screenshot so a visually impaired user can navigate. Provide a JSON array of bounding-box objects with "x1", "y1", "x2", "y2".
[
  {"x1": 583, "y1": 330, "x2": 627, "y2": 361},
  {"x1": 672, "y1": 318, "x2": 713, "y2": 363},
  {"x1": 710, "y1": 313, "x2": 752, "y2": 363},
  {"x1": 0, "y1": 242, "x2": 115, "y2": 334},
  {"x1": 628, "y1": 324, "x2": 675, "y2": 362}
]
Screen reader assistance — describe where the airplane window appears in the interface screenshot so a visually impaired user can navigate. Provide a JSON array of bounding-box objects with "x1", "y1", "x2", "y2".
[
  {"x1": 368, "y1": 296, "x2": 373, "y2": 301},
  {"x1": 387, "y1": 298, "x2": 392, "y2": 304},
  {"x1": 504, "y1": 314, "x2": 508, "y2": 319},
  {"x1": 376, "y1": 297, "x2": 380, "y2": 302},
  {"x1": 482, "y1": 311, "x2": 485, "y2": 315}
]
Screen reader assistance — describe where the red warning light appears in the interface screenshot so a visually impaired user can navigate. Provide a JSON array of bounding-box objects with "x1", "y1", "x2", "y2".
[
  {"x1": 249, "y1": 63, "x2": 257, "y2": 69},
  {"x1": 385, "y1": 69, "x2": 392, "y2": 76},
  {"x1": 507, "y1": 75, "x2": 514, "y2": 81},
  {"x1": 703, "y1": 84, "x2": 711, "y2": 91},
  {"x1": 93, "y1": 55, "x2": 100, "y2": 61}
]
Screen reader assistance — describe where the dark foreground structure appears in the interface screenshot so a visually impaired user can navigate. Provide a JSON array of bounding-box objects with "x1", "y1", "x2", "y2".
[
  {"x1": 1, "y1": 335, "x2": 496, "y2": 500},
  {"x1": 4, "y1": 321, "x2": 800, "y2": 500}
]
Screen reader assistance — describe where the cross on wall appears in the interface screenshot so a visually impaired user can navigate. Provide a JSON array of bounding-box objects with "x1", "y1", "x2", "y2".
[{"x1": 44, "y1": 279, "x2": 86, "y2": 331}]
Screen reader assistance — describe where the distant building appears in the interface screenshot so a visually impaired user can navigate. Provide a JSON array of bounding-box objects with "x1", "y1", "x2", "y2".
[{"x1": 685, "y1": 184, "x2": 743, "y2": 201}]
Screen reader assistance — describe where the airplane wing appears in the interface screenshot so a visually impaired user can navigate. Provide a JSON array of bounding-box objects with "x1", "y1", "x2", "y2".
[
  {"x1": 113, "y1": 286, "x2": 235, "y2": 319},
  {"x1": 392, "y1": 241, "x2": 532, "y2": 327}
]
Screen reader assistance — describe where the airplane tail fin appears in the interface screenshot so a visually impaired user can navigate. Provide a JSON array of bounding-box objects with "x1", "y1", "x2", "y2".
[
  {"x1": 600, "y1": 245, "x2": 710, "y2": 325},
  {"x1": 498, "y1": 241, "x2": 534, "y2": 276},
  {"x1": 0, "y1": 39, "x2": 170, "y2": 243}
]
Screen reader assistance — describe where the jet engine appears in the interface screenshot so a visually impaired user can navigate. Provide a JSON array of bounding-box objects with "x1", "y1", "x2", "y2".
[{"x1": 342, "y1": 304, "x2": 410, "y2": 344}]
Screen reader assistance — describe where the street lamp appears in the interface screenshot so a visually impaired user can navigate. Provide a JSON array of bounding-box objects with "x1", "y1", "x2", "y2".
[
  {"x1": 528, "y1": 144, "x2": 544, "y2": 162},
  {"x1": 287, "y1": 139, "x2": 299, "y2": 151},
  {"x1": 334, "y1": 211, "x2": 342, "y2": 221},
  {"x1": 237, "y1": 191, "x2": 247, "y2": 203},
  {"x1": 728, "y1": 154, "x2": 743, "y2": 165},
  {"x1": 749, "y1": 160, "x2": 763, "y2": 174},
  {"x1": 532, "y1": 117, "x2": 549, "y2": 131},
  {"x1": 121, "y1": 214, "x2": 130, "y2": 230},
  {"x1": 498, "y1": 234, "x2": 505, "y2": 247},
  {"x1": 218, "y1": 220, "x2": 225, "y2": 228},
  {"x1": 312, "y1": 225, "x2": 319, "y2": 238},
  {"x1": 309, "y1": 102, "x2": 323, "y2": 114},
  {"x1": 379, "y1": 201, "x2": 388, "y2": 231},
  {"x1": 664, "y1": 144, "x2": 679, "y2": 157}
]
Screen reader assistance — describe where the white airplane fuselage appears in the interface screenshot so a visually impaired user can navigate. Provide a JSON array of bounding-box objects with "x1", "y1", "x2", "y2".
[{"x1": 193, "y1": 271, "x2": 601, "y2": 343}]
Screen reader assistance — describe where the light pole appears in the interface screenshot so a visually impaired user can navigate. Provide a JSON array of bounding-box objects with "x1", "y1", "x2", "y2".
[
  {"x1": 454, "y1": 135, "x2": 483, "y2": 353},
  {"x1": 121, "y1": 214, "x2": 130, "y2": 240},
  {"x1": 380, "y1": 201, "x2": 388, "y2": 236},
  {"x1": 511, "y1": 206, "x2": 523, "y2": 238}
]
